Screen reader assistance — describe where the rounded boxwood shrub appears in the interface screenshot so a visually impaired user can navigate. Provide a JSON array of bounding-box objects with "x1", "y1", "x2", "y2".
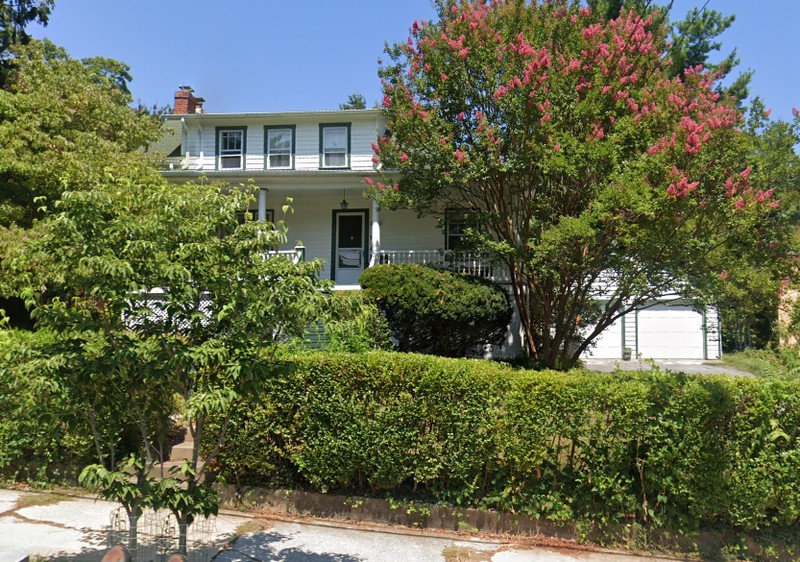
[{"x1": 359, "y1": 263, "x2": 512, "y2": 357}]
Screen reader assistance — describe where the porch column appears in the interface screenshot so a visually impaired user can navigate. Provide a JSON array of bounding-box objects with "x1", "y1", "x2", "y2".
[
  {"x1": 258, "y1": 187, "x2": 268, "y2": 222},
  {"x1": 369, "y1": 199, "x2": 381, "y2": 267}
]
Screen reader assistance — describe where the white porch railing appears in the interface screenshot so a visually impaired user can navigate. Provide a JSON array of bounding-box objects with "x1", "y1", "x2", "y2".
[
  {"x1": 267, "y1": 245, "x2": 305, "y2": 263},
  {"x1": 377, "y1": 249, "x2": 510, "y2": 283}
]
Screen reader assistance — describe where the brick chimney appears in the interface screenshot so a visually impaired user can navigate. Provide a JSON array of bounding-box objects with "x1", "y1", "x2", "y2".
[{"x1": 173, "y1": 85, "x2": 205, "y2": 114}]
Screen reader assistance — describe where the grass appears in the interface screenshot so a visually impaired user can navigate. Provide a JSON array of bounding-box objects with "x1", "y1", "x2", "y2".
[
  {"x1": 234, "y1": 519, "x2": 268, "y2": 536},
  {"x1": 15, "y1": 491, "x2": 67, "y2": 510},
  {"x1": 718, "y1": 348, "x2": 800, "y2": 379},
  {"x1": 441, "y1": 545, "x2": 494, "y2": 562}
]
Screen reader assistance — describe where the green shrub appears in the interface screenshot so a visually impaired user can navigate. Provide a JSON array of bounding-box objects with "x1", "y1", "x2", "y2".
[
  {"x1": 359, "y1": 264, "x2": 512, "y2": 357},
  {"x1": 323, "y1": 291, "x2": 393, "y2": 352},
  {"x1": 0, "y1": 329, "x2": 95, "y2": 483},
  {"x1": 721, "y1": 347, "x2": 800, "y2": 380},
  {"x1": 210, "y1": 351, "x2": 800, "y2": 546}
]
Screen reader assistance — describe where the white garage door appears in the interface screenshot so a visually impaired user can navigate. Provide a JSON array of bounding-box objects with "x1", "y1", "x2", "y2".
[
  {"x1": 581, "y1": 317, "x2": 623, "y2": 359},
  {"x1": 637, "y1": 305, "x2": 705, "y2": 359}
]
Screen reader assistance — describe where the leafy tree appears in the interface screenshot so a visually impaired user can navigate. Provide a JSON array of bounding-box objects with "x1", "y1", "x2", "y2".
[
  {"x1": 0, "y1": 40, "x2": 164, "y2": 229},
  {"x1": 339, "y1": 92, "x2": 367, "y2": 110},
  {"x1": 371, "y1": 1, "x2": 793, "y2": 368},
  {"x1": 5, "y1": 182, "x2": 330, "y2": 551},
  {"x1": 0, "y1": 0, "x2": 53, "y2": 58}
]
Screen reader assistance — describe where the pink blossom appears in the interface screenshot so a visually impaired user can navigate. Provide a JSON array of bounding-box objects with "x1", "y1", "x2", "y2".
[
  {"x1": 371, "y1": 156, "x2": 380, "y2": 164},
  {"x1": 582, "y1": 23, "x2": 602, "y2": 39},
  {"x1": 720, "y1": 271, "x2": 729, "y2": 281},
  {"x1": 371, "y1": 142, "x2": 381, "y2": 153},
  {"x1": 440, "y1": 138, "x2": 447, "y2": 145},
  {"x1": 735, "y1": 198, "x2": 745, "y2": 209},
  {"x1": 458, "y1": 111, "x2": 465, "y2": 121},
  {"x1": 399, "y1": 153, "x2": 409, "y2": 163},
  {"x1": 770, "y1": 200, "x2": 781, "y2": 209},
  {"x1": 740, "y1": 167, "x2": 751, "y2": 179},
  {"x1": 382, "y1": 94, "x2": 392, "y2": 108},
  {"x1": 793, "y1": 107, "x2": 799, "y2": 117},
  {"x1": 455, "y1": 149, "x2": 466, "y2": 162},
  {"x1": 392, "y1": 183, "x2": 399, "y2": 192},
  {"x1": 765, "y1": 108, "x2": 772, "y2": 117},
  {"x1": 364, "y1": 177, "x2": 374, "y2": 187},
  {"x1": 440, "y1": 72, "x2": 449, "y2": 81},
  {"x1": 554, "y1": 142, "x2": 561, "y2": 152},
  {"x1": 685, "y1": 133, "x2": 701, "y2": 154},
  {"x1": 458, "y1": 48, "x2": 470, "y2": 59}
]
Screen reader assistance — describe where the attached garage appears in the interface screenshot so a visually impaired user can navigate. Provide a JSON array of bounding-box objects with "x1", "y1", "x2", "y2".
[
  {"x1": 579, "y1": 302, "x2": 719, "y2": 360},
  {"x1": 582, "y1": 317, "x2": 623, "y2": 358},
  {"x1": 636, "y1": 304, "x2": 706, "y2": 359}
]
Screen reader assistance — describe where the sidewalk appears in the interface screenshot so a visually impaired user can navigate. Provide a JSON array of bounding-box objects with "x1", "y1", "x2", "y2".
[{"x1": 0, "y1": 488, "x2": 683, "y2": 562}]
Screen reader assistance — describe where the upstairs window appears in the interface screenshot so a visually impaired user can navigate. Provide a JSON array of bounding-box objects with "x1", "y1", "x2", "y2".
[
  {"x1": 265, "y1": 126, "x2": 295, "y2": 169},
  {"x1": 216, "y1": 127, "x2": 247, "y2": 170},
  {"x1": 320, "y1": 124, "x2": 350, "y2": 168}
]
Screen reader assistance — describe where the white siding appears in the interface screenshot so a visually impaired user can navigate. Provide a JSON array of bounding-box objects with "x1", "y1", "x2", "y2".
[
  {"x1": 380, "y1": 209, "x2": 442, "y2": 250},
  {"x1": 350, "y1": 119, "x2": 383, "y2": 171},
  {"x1": 174, "y1": 112, "x2": 384, "y2": 173}
]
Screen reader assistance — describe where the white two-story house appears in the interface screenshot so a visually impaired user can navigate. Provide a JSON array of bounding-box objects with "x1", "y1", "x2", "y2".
[{"x1": 155, "y1": 87, "x2": 720, "y2": 360}]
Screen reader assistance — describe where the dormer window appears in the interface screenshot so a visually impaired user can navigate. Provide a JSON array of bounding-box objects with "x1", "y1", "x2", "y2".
[
  {"x1": 320, "y1": 123, "x2": 350, "y2": 168},
  {"x1": 216, "y1": 127, "x2": 247, "y2": 170},
  {"x1": 265, "y1": 126, "x2": 295, "y2": 169}
]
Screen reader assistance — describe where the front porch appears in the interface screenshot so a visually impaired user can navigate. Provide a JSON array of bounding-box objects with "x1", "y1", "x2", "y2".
[{"x1": 250, "y1": 185, "x2": 506, "y2": 289}]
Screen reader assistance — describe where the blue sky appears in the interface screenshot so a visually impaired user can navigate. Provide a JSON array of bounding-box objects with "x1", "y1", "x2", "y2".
[{"x1": 30, "y1": 1, "x2": 799, "y2": 122}]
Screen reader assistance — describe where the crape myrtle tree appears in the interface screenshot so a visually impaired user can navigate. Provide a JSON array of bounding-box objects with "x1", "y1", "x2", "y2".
[
  {"x1": 371, "y1": 0, "x2": 793, "y2": 368},
  {"x1": 5, "y1": 182, "x2": 329, "y2": 552}
]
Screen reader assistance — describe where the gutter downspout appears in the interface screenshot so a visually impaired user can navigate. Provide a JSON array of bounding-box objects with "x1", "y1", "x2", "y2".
[{"x1": 179, "y1": 117, "x2": 189, "y2": 168}]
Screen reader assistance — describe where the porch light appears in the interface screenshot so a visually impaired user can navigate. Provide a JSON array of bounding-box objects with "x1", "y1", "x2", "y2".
[{"x1": 340, "y1": 190, "x2": 349, "y2": 210}]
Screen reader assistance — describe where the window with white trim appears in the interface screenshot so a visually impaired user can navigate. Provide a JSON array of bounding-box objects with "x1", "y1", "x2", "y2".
[
  {"x1": 320, "y1": 124, "x2": 350, "y2": 168},
  {"x1": 217, "y1": 128, "x2": 246, "y2": 169},
  {"x1": 445, "y1": 209, "x2": 469, "y2": 251},
  {"x1": 265, "y1": 126, "x2": 294, "y2": 169}
]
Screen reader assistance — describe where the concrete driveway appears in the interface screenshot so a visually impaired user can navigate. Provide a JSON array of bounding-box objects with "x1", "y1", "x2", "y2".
[
  {"x1": 0, "y1": 488, "x2": 684, "y2": 562},
  {"x1": 581, "y1": 358, "x2": 753, "y2": 376}
]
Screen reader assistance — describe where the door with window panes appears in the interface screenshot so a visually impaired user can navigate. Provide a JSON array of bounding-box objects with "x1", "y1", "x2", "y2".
[{"x1": 333, "y1": 210, "x2": 367, "y2": 285}]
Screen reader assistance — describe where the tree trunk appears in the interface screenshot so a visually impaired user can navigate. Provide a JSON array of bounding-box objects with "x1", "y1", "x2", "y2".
[{"x1": 126, "y1": 506, "x2": 142, "y2": 560}]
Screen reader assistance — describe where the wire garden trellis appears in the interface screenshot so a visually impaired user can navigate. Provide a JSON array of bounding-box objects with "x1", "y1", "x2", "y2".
[{"x1": 109, "y1": 507, "x2": 218, "y2": 562}]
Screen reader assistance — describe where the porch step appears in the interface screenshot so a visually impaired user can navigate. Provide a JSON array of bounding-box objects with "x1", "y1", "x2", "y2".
[{"x1": 170, "y1": 440, "x2": 195, "y2": 462}]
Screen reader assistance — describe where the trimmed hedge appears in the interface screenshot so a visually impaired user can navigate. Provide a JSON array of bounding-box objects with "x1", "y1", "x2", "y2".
[
  {"x1": 0, "y1": 330, "x2": 96, "y2": 483},
  {"x1": 359, "y1": 264, "x2": 512, "y2": 357},
  {"x1": 210, "y1": 351, "x2": 800, "y2": 543}
]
